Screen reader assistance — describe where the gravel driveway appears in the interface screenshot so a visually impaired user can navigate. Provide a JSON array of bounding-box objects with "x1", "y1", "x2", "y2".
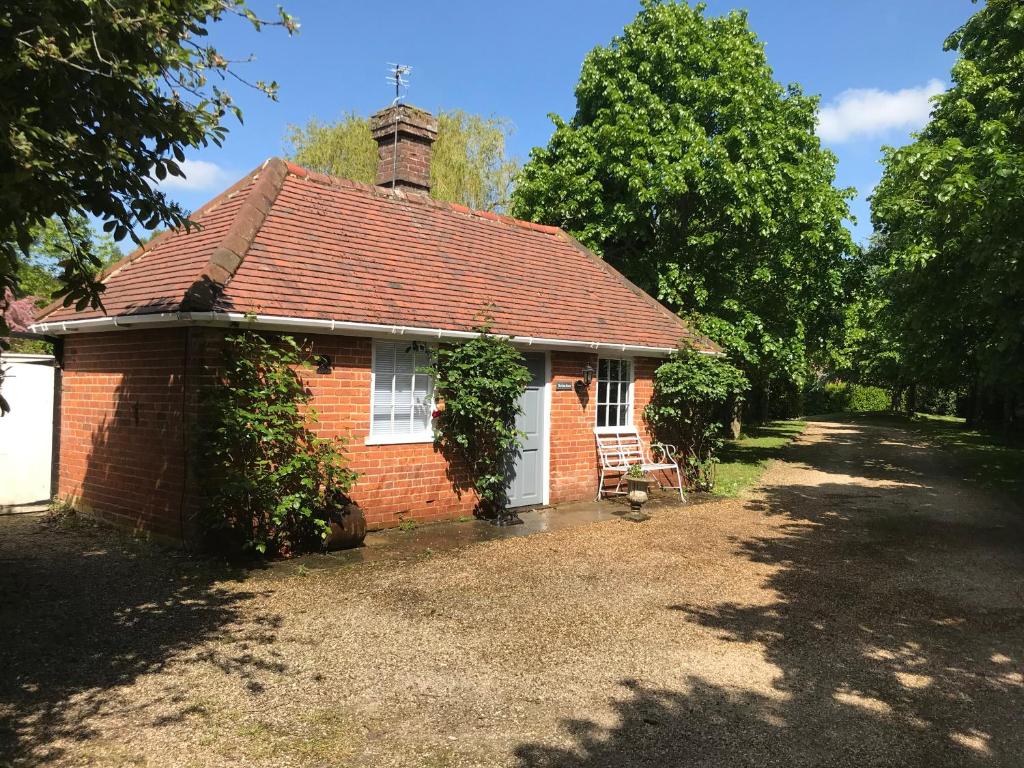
[{"x1": 1, "y1": 420, "x2": 1022, "y2": 767}]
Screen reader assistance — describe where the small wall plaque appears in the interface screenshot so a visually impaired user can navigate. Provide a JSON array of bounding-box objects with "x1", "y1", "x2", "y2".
[{"x1": 556, "y1": 382, "x2": 574, "y2": 391}]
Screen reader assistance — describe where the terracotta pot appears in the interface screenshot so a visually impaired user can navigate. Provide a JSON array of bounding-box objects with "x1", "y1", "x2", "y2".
[{"x1": 326, "y1": 500, "x2": 367, "y2": 550}]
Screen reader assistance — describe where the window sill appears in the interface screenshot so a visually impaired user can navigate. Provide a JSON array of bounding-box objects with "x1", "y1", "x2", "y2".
[
  {"x1": 365, "y1": 433, "x2": 436, "y2": 446},
  {"x1": 593, "y1": 425, "x2": 637, "y2": 435}
]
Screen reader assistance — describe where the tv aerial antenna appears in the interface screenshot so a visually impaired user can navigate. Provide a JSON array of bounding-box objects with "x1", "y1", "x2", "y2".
[{"x1": 387, "y1": 63, "x2": 412, "y2": 105}]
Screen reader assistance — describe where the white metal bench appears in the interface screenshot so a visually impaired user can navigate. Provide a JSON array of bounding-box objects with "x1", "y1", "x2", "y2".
[{"x1": 595, "y1": 428, "x2": 685, "y2": 502}]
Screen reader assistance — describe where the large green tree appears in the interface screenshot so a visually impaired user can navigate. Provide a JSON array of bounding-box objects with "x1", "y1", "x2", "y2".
[
  {"x1": 871, "y1": 0, "x2": 1023, "y2": 427},
  {"x1": 827, "y1": 236, "x2": 908, "y2": 407},
  {"x1": 287, "y1": 109, "x2": 518, "y2": 211},
  {"x1": 511, "y1": 1, "x2": 855, "y2": 418},
  {"x1": 0, "y1": 0, "x2": 295, "y2": 326}
]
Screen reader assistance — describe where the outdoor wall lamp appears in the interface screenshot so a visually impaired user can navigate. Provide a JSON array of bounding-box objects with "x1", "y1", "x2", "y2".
[
  {"x1": 316, "y1": 355, "x2": 332, "y2": 375},
  {"x1": 575, "y1": 363, "x2": 596, "y2": 395}
]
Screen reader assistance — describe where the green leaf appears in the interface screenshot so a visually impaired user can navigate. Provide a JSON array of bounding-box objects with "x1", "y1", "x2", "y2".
[
  {"x1": 0, "y1": 1, "x2": 295, "y2": 315},
  {"x1": 424, "y1": 324, "x2": 530, "y2": 516}
]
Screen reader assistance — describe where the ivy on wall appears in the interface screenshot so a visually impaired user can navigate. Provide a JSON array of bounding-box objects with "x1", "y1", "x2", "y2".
[
  {"x1": 424, "y1": 326, "x2": 531, "y2": 519},
  {"x1": 197, "y1": 331, "x2": 356, "y2": 557}
]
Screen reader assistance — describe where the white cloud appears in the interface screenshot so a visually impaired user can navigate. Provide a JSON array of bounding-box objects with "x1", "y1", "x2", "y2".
[
  {"x1": 155, "y1": 158, "x2": 232, "y2": 192},
  {"x1": 817, "y1": 79, "x2": 945, "y2": 143}
]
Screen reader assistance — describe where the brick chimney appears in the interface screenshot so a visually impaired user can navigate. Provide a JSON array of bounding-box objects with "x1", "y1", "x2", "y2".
[{"x1": 369, "y1": 104, "x2": 438, "y2": 194}]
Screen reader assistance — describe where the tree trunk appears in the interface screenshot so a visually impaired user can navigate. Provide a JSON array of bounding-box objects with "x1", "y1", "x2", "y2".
[
  {"x1": 965, "y1": 377, "x2": 978, "y2": 428},
  {"x1": 905, "y1": 382, "x2": 917, "y2": 415},
  {"x1": 754, "y1": 384, "x2": 770, "y2": 425},
  {"x1": 726, "y1": 394, "x2": 742, "y2": 440},
  {"x1": 1002, "y1": 390, "x2": 1015, "y2": 435},
  {"x1": 975, "y1": 381, "x2": 989, "y2": 428},
  {"x1": 890, "y1": 384, "x2": 902, "y2": 412}
]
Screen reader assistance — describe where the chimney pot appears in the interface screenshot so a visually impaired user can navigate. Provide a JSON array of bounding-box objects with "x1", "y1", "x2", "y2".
[{"x1": 369, "y1": 104, "x2": 438, "y2": 194}]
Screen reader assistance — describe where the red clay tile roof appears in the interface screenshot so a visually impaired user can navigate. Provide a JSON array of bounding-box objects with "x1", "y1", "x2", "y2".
[{"x1": 37, "y1": 158, "x2": 715, "y2": 352}]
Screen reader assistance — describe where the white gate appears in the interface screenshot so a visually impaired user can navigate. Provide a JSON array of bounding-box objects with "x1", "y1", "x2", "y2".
[{"x1": 0, "y1": 353, "x2": 55, "y2": 507}]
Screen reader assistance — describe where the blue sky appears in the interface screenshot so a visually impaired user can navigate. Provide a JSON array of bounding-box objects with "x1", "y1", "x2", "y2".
[{"x1": 160, "y1": 0, "x2": 978, "y2": 244}]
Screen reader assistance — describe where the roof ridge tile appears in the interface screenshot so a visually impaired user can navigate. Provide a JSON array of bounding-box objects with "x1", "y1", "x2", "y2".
[{"x1": 181, "y1": 157, "x2": 289, "y2": 311}]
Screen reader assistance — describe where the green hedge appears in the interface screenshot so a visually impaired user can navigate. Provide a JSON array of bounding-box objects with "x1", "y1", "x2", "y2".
[
  {"x1": 847, "y1": 384, "x2": 890, "y2": 412},
  {"x1": 804, "y1": 382, "x2": 890, "y2": 415}
]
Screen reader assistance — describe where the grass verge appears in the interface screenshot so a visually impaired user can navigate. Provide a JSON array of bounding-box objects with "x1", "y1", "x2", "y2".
[{"x1": 713, "y1": 420, "x2": 807, "y2": 497}]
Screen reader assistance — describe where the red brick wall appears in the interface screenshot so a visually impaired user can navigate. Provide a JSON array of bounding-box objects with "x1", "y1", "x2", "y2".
[
  {"x1": 548, "y1": 352, "x2": 661, "y2": 503},
  {"x1": 633, "y1": 357, "x2": 659, "y2": 437},
  {"x1": 303, "y1": 335, "x2": 477, "y2": 529},
  {"x1": 548, "y1": 352, "x2": 598, "y2": 503},
  {"x1": 307, "y1": 342, "x2": 663, "y2": 521},
  {"x1": 59, "y1": 329, "x2": 190, "y2": 540},
  {"x1": 58, "y1": 329, "x2": 664, "y2": 538}
]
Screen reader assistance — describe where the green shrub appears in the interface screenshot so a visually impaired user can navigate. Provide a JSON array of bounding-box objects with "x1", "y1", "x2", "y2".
[
  {"x1": 198, "y1": 331, "x2": 356, "y2": 557},
  {"x1": 803, "y1": 382, "x2": 846, "y2": 414},
  {"x1": 425, "y1": 326, "x2": 531, "y2": 518},
  {"x1": 803, "y1": 381, "x2": 890, "y2": 414},
  {"x1": 847, "y1": 384, "x2": 890, "y2": 412},
  {"x1": 644, "y1": 348, "x2": 748, "y2": 491}
]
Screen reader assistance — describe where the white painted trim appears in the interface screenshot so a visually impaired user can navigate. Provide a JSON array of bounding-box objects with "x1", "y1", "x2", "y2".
[
  {"x1": 542, "y1": 350, "x2": 552, "y2": 507},
  {"x1": 593, "y1": 425, "x2": 640, "y2": 435},
  {"x1": 29, "y1": 311, "x2": 722, "y2": 357},
  {"x1": 364, "y1": 433, "x2": 434, "y2": 446},
  {"x1": 0, "y1": 353, "x2": 55, "y2": 363}
]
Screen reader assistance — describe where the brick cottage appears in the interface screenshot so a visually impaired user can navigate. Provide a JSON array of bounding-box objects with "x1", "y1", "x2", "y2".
[{"x1": 31, "y1": 103, "x2": 717, "y2": 541}]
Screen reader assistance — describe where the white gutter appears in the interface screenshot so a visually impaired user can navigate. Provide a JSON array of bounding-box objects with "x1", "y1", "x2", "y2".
[{"x1": 30, "y1": 311, "x2": 720, "y2": 356}]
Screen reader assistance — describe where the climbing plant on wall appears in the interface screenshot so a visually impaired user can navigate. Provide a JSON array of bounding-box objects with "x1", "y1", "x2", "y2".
[
  {"x1": 425, "y1": 325, "x2": 531, "y2": 521},
  {"x1": 198, "y1": 331, "x2": 356, "y2": 557}
]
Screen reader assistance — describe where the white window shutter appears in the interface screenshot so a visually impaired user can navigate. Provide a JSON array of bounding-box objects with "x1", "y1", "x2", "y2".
[
  {"x1": 371, "y1": 342, "x2": 434, "y2": 438},
  {"x1": 373, "y1": 343, "x2": 397, "y2": 435},
  {"x1": 412, "y1": 348, "x2": 432, "y2": 432}
]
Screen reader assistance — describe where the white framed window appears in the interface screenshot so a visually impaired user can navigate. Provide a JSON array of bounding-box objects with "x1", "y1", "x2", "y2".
[
  {"x1": 595, "y1": 358, "x2": 633, "y2": 431},
  {"x1": 368, "y1": 340, "x2": 434, "y2": 444}
]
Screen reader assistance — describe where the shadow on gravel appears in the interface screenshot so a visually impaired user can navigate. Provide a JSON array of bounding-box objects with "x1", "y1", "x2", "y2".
[
  {"x1": 0, "y1": 515, "x2": 282, "y2": 766},
  {"x1": 516, "y1": 420, "x2": 1024, "y2": 767}
]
